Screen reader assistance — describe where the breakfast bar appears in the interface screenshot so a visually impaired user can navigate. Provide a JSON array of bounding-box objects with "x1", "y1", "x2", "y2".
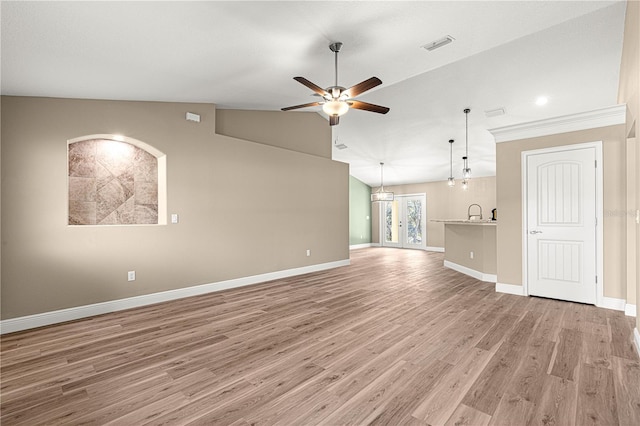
[{"x1": 431, "y1": 220, "x2": 497, "y2": 282}]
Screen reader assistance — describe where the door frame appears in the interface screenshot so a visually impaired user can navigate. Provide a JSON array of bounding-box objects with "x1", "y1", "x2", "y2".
[
  {"x1": 378, "y1": 193, "x2": 427, "y2": 250},
  {"x1": 521, "y1": 141, "x2": 604, "y2": 306}
]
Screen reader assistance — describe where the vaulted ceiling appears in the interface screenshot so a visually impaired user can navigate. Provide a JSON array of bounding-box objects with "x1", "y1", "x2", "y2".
[{"x1": 1, "y1": 1, "x2": 626, "y2": 186}]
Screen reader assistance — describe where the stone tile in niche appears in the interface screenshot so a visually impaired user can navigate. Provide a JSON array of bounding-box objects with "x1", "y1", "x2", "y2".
[
  {"x1": 69, "y1": 177, "x2": 96, "y2": 202},
  {"x1": 133, "y1": 149, "x2": 158, "y2": 182},
  {"x1": 97, "y1": 181, "x2": 131, "y2": 223},
  {"x1": 96, "y1": 140, "x2": 135, "y2": 177},
  {"x1": 68, "y1": 140, "x2": 96, "y2": 177},
  {"x1": 99, "y1": 197, "x2": 135, "y2": 225},
  {"x1": 135, "y1": 204, "x2": 158, "y2": 224},
  {"x1": 118, "y1": 169, "x2": 135, "y2": 200},
  {"x1": 135, "y1": 181, "x2": 158, "y2": 205},
  {"x1": 69, "y1": 200, "x2": 96, "y2": 225}
]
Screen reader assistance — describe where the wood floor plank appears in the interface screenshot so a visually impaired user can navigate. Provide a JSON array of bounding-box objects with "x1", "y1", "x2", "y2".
[
  {"x1": 460, "y1": 311, "x2": 541, "y2": 416},
  {"x1": 611, "y1": 356, "x2": 640, "y2": 426},
  {"x1": 608, "y1": 314, "x2": 638, "y2": 360},
  {"x1": 444, "y1": 403, "x2": 492, "y2": 426},
  {"x1": 1, "y1": 248, "x2": 638, "y2": 425},
  {"x1": 412, "y1": 347, "x2": 493, "y2": 425},
  {"x1": 365, "y1": 359, "x2": 452, "y2": 425},
  {"x1": 549, "y1": 328, "x2": 583, "y2": 381},
  {"x1": 527, "y1": 374, "x2": 578, "y2": 426},
  {"x1": 576, "y1": 363, "x2": 619, "y2": 426}
]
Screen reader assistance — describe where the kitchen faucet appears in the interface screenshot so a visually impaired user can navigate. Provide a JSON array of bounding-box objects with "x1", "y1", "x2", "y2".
[{"x1": 468, "y1": 204, "x2": 483, "y2": 220}]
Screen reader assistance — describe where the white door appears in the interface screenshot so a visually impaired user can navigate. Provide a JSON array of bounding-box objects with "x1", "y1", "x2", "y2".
[
  {"x1": 382, "y1": 195, "x2": 426, "y2": 249},
  {"x1": 526, "y1": 146, "x2": 597, "y2": 304}
]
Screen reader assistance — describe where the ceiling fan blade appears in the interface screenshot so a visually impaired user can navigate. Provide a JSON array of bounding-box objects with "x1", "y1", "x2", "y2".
[
  {"x1": 349, "y1": 100, "x2": 390, "y2": 114},
  {"x1": 344, "y1": 77, "x2": 382, "y2": 98},
  {"x1": 329, "y1": 115, "x2": 340, "y2": 126},
  {"x1": 281, "y1": 101, "x2": 322, "y2": 112},
  {"x1": 294, "y1": 77, "x2": 329, "y2": 97}
]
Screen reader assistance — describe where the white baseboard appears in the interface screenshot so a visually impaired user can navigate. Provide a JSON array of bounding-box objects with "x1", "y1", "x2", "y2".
[
  {"x1": 625, "y1": 304, "x2": 637, "y2": 317},
  {"x1": 444, "y1": 260, "x2": 497, "y2": 283},
  {"x1": 495, "y1": 282, "x2": 526, "y2": 296},
  {"x1": 598, "y1": 296, "x2": 626, "y2": 312},
  {"x1": 634, "y1": 328, "x2": 640, "y2": 358},
  {"x1": 426, "y1": 246, "x2": 445, "y2": 253},
  {"x1": 0, "y1": 259, "x2": 351, "y2": 335},
  {"x1": 349, "y1": 243, "x2": 372, "y2": 250}
]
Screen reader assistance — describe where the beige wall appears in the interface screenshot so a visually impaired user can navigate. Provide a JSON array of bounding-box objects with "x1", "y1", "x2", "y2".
[
  {"x1": 374, "y1": 176, "x2": 496, "y2": 248},
  {"x1": 445, "y1": 224, "x2": 496, "y2": 275},
  {"x1": 1, "y1": 96, "x2": 349, "y2": 319},
  {"x1": 496, "y1": 124, "x2": 627, "y2": 300},
  {"x1": 617, "y1": 0, "x2": 639, "y2": 331},
  {"x1": 216, "y1": 109, "x2": 331, "y2": 159}
]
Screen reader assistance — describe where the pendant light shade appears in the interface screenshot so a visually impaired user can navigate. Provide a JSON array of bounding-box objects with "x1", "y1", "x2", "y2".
[
  {"x1": 447, "y1": 139, "x2": 455, "y2": 187},
  {"x1": 371, "y1": 162, "x2": 394, "y2": 202},
  {"x1": 462, "y1": 108, "x2": 472, "y2": 180}
]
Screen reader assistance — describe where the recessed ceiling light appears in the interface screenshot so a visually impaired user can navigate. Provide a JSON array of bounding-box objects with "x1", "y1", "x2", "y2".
[
  {"x1": 535, "y1": 96, "x2": 548, "y2": 106},
  {"x1": 421, "y1": 35, "x2": 455, "y2": 52}
]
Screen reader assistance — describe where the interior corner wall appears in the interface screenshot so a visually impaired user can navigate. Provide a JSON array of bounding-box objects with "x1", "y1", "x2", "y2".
[
  {"x1": 0, "y1": 96, "x2": 349, "y2": 320},
  {"x1": 617, "y1": 0, "x2": 639, "y2": 331},
  {"x1": 215, "y1": 109, "x2": 331, "y2": 159},
  {"x1": 349, "y1": 176, "x2": 372, "y2": 246},
  {"x1": 375, "y1": 176, "x2": 496, "y2": 248},
  {"x1": 495, "y1": 124, "x2": 627, "y2": 301}
]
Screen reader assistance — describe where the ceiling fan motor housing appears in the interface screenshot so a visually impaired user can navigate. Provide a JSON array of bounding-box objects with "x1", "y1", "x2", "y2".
[{"x1": 329, "y1": 42, "x2": 343, "y2": 53}]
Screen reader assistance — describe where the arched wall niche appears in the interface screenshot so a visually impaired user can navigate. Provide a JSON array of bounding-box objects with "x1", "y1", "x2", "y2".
[{"x1": 67, "y1": 134, "x2": 167, "y2": 225}]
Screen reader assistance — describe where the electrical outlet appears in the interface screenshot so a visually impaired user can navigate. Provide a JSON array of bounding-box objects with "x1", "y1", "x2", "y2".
[
  {"x1": 306, "y1": 249, "x2": 311, "y2": 257},
  {"x1": 128, "y1": 271, "x2": 136, "y2": 281},
  {"x1": 470, "y1": 251, "x2": 474, "y2": 259}
]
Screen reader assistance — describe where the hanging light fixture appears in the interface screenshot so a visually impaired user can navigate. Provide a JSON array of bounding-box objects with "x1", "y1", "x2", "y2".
[
  {"x1": 447, "y1": 139, "x2": 455, "y2": 187},
  {"x1": 462, "y1": 108, "x2": 472, "y2": 180},
  {"x1": 371, "y1": 162, "x2": 394, "y2": 202}
]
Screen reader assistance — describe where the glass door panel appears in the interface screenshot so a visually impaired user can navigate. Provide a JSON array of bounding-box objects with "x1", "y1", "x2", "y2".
[
  {"x1": 384, "y1": 200, "x2": 401, "y2": 247},
  {"x1": 404, "y1": 197, "x2": 424, "y2": 248}
]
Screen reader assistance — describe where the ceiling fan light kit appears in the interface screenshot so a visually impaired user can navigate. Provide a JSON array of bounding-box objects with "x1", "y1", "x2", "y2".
[
  {"x1": 323, "y1": 100, "x2": 349, "y2": 116},
  {"x1": 282, "y1": 42, "x2": 390, "y2": 126}
]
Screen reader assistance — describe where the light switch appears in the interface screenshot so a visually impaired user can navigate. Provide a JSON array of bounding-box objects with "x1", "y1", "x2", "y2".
[{"x1": 171, "y1": 214, "x2": 179, "y2": 224}]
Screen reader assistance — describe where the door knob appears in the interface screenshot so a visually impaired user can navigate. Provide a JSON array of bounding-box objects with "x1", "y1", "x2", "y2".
[{"x1": 529, "y1": 230, "x2": 543, "y2": 234}]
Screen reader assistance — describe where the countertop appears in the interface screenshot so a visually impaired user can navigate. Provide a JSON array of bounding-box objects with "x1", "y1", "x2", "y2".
[{"x1": 431, "y1": 219, "x2": 497, "y2": 225}]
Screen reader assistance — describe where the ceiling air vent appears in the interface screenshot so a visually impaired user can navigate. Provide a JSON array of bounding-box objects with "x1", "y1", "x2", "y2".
[
  {"x1": 422, "y1": 35, "x2": 455, "y2": 52},
  {"x1": 485, "y1": 107, "x2": 506, "y2": 118}
]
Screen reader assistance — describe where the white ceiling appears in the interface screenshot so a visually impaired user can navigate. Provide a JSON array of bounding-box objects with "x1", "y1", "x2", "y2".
[{"x1": 1, "y1": 1, "x2": 627, "y2": 186}]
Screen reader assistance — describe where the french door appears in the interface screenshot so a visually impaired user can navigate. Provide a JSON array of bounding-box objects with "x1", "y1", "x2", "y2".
[
  {"x1": 525, "y1": 145, "x2": 599, "y2": 304},
  {"x1": 381, "y1": 194, "x2": 426, "y2": 249}
]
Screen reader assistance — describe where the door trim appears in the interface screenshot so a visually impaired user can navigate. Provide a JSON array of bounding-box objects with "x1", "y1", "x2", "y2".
[{"x1": 521, "y1": 141, "x2": 603, "y2": 306}]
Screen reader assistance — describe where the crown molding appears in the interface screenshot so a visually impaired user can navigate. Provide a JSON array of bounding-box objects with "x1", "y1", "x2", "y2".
[{"x1": 489, "y1": 104, "x2": 627, "y2": 143}]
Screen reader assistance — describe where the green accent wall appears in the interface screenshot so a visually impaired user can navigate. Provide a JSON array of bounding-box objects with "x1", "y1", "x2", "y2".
[{"x1": 349, "y1": 175, "x2": 372, "y2": 246}]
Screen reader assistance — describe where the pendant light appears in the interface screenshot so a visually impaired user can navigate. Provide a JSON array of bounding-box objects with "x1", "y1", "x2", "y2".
[
  {"x1": 371, "y1": 162, "x2": 394, "y2": 202},
  {"x1": 447, "y1": 139, "x2": 455, "y2": 186},
  {"x1": 462, "y1": 108, "x2": 472, "y2": 180}
]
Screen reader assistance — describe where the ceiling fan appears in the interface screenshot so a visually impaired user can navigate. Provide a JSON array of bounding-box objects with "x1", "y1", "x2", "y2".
[{"x1": 282, "y1": 42, "x2": 390, "y2": 126}]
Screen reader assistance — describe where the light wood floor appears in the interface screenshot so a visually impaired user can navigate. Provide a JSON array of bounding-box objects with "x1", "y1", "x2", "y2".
[{"x1": 1, "y1": 248, "x2": 639, "y2": 425}]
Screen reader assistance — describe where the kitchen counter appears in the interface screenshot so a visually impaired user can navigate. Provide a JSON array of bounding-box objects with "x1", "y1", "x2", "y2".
[
  {"x1": 434, "y1": 221, "x2": 497, "y2": 282},
  {"x1": 431, "y1": 219, "x2": 497, "y2": 225}
]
